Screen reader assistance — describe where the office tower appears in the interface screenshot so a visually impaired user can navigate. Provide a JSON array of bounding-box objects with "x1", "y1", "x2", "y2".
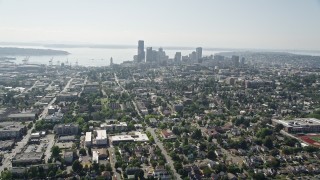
[
  {"x1": 240, "y1": 57, "x2": 245, "y2": 67},
  {"x1": 196, "y1": 47, "x2": 203, "y2": 60},
  {"x1": 232, "y1": 55, "x2": 240, "y2": 67},
  {"x1": 137, "y1": 40, "x2": 145, "y2": 62},
  {"x1": 174, "y1": 52, "x2": 182, "y2": 62},
  {"x1": 146, "y1": 47, "x2": 153, "y2": 62},
  {"x1": 190, "y1": 51, "x2": 197, "y2": 61},
  {"x1": 152, "y1": 50, "x2": 158, "y2": 62},
  {"x1": 158, "y1": 48, "x2": 167, "y2": 62},
  {"x1": 110, "y1": 57, "x2": 113, "y2": 65}
]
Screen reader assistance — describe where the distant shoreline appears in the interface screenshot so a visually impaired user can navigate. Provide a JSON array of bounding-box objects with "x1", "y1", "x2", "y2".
[
  {"x1": 0, "y1": 47, "x2": 70, "y2": 56},
  {"x1": 0, "y1": 42, "x2": 319, "y2": 54}
]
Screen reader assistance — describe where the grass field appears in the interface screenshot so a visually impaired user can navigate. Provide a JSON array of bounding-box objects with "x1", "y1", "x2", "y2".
[{"x1": 310, "y1": 136, "x2": 320, "y2": 143}]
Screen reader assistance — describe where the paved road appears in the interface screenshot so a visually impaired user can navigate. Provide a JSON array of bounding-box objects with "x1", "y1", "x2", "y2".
[
  {"x1": 114, "y1": 73, "x2": 142, "y2": 119},
  {"x1": 25, "y1": 80, "x2": 39, "y2": 93},
  {"x1": 108, "y1": 147, "x2": 121, "y2": 180},
  {"x1": 78, "y1": 76, "x2": 87, "y2": 97},
  {"x1": 147, "y1": 128, "x2": 181, "y2": 180},
  {"x1": 44, "y1": 134, "x2": 56, "y2": 163},
  {"x1": 62, "y1": 78, "x2": 73, "y2": 93}
]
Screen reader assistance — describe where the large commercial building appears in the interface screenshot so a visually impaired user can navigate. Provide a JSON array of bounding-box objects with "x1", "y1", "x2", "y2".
[
  {"x1": 94, "y1": 130, "x2": 108, "y2": 145},
  {"x1": 53, "y1": 124, "x2": 79, "y2": 135},
  {"x1": 7, "y1": 113, "x2": 35, "y2": 122},
  {"x1": 109, "y1": 132, "x2": 149, "y2": 145},
  {"x1": 137, "y1": 40, "x2": 145, "y2": 62},
  {"x1": 0, "y1": 122, "x2": 27, "y2": 140},
  {"x1": 43, "y1": 112, "x2": 64, "y2": 123},
  {"x1": 272, "y1": 118, "x2": 320, "y2": 133},
  {"x1": 12, "y1": 152, "x2": 44, "y2": 166},
  {"x1": 101, "y1": 122, "x2": 128, "y2": 132},
  {"x1": 56, "y1": 92, "x2": 78, "y2": 102}
]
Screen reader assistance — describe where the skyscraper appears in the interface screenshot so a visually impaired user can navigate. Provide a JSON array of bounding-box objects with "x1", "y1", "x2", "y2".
[
  {"x1": 110, "y1": 57, "x2": 113, "y2": 65},
  {"x1": 240, "y1": 57, "x2": 245, "y2": 67},
  {"x1": 232, "y1": 55, "x2": 240, "y2": 67},
  {"x1": 196, "y1": 47, "x2": 202, "y2": 60},
  {"x1": 137, "y1": 40, "x2": 145, "y2": 62},
  {"x1": 146, "y1": 47, "x2": 153, "y2": 62},
  {"x1": 174, "y1": 52, "x2": 182, "y2": 62}
]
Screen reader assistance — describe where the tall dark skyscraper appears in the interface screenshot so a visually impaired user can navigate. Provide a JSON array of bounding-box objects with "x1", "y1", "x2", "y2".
[
  {"x1": 196, "y1": 47, "x2": 202, "y2": 60},
  {"x1": 137, "y1": 40, "x2": 145, "y2": 62}
]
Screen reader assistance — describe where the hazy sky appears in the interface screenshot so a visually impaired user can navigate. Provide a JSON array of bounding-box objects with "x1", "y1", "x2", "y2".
[{"x1": 0, "y1": 0, "x2": 320, "y2": 50}]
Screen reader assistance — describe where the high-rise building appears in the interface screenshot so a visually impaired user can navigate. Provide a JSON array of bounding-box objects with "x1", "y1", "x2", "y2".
[
  {"x1": 152, "y1": 50, "x2": 158, "y2": 62},
  {"x1": 110, "y1": 57, "x2": 113, "y2": 65},
  {"x1": 196, "y1": 47, "x2": 202, "y2": 60},
  {"x1": 190, "y1": 51, "x2": 197, "y2": 61},
  {"x1": 240, "y1": 57, "x2": 245, "y2": 67},
  {"x1": 137, "y1": 40, "x2": 145, "y2": 62},
  {"x1": 232, "y1": 55, "x2": 240, "y2": 67},
  {"x1": 174, "y1": 52, "x2": 182, "y2": 62},
  {"x1": 146, "y1": 47, "x2": 153, "y2": 62}
]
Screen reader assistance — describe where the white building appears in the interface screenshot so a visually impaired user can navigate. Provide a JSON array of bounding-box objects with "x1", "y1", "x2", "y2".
[
  {"x1": 95, "y1": 130, "x2": 107, "y2": 145},
  {"x1": 85, "y1": 132, "x2": 92, "y2": 147},
  {"x1": 110, "y1": 132, "x2": 149, "y2": 145},
  {"x1": 92, "y1": 150, "x2": 99, "y2": 164}
]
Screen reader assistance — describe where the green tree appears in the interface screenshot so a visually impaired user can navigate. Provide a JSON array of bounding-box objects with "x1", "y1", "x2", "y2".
[
  {"x1": 72, "y1": 160, "x2": 83, "y2": 173},
  {"x1": 51, "y1": 146, "x2": 61, "y2": 159},
  {"x1": 1, "y1": 170, "x2": 12, "y2": 180},
  {"x1": 274, "y1": 124, "x2": 284, "y2": 133},
  {"x1": 79, "y1": 148, "x2": 87, "y2": 156},
  {"x1": 207, "y1": 150, "x2": 216, "y2": 160},
  {"x1": 191, "y1": 129, "x2": 202, "y2": 139},
  {"x1": 263, "y1": 137, "x2": 273, "y2": 149}
]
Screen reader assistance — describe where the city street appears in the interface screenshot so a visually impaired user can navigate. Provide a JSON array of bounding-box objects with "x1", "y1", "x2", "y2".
[
  {"x1": 108, "y1": 147, "x2": 121, "y2": 180},
  {"x1": 147, "y1": 127, "x2": 181, "y2": 180}
]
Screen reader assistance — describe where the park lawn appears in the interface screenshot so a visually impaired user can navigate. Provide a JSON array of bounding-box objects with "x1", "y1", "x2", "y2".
[{"x1": 310, "y1": 136, "x2": 320, "y2": 143}]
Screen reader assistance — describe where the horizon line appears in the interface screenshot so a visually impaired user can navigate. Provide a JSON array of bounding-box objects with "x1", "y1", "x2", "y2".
[{"x1": 0, "y1": 41, "x2": 320, "y2": 53}]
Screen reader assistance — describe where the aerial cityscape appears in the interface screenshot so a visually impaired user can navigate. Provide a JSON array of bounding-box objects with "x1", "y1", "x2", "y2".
[
  {"x1": 1, "y1": 39, "x2": 320, "y2": 180},
  {"x1": 1, "y1": 0, "x2": 320, "y2": 180}
]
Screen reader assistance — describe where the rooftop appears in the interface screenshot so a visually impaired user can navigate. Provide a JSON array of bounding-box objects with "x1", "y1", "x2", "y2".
[
  {"x1": 96, "y1": 130, "x2": 107, "y2": 140},
  {"x1": 273, "y1": 118, "x2": 320, "y2": 127},
  {"x1": 85, "y1": 132, "x2": 92, "y2": 142},
  {"x1": 110, "y1": 132, "x2": 149, "y2": 142},
  {"x1": 13, "y1": 152, "x2": 43, "y2": 161}
]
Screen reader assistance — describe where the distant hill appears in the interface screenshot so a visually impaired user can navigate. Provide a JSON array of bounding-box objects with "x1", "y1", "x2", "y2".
[{"x1": 0, "y1": 47, "x2": 70, "y2": 56}]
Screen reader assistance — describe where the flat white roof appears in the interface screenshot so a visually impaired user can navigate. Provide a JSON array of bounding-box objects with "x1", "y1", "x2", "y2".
[
  {"x1": 92, "y1": 151, "x2": 99, "y2": 163},
  {"x1": 273, "y1": 118, "x2": 320, "y2": 127},
  {"x1": 85, "y1": 132, "x2": 92, "y2": 142},
  {"x1": 95, "y1": 130, "x2": 107, "y2": 140},
  {"x1": 110, "y1": 132, "x2": 149, "y2": 142},
  {"x1": 31, "y1": 132, "x2": 40, "y2": 136}
]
